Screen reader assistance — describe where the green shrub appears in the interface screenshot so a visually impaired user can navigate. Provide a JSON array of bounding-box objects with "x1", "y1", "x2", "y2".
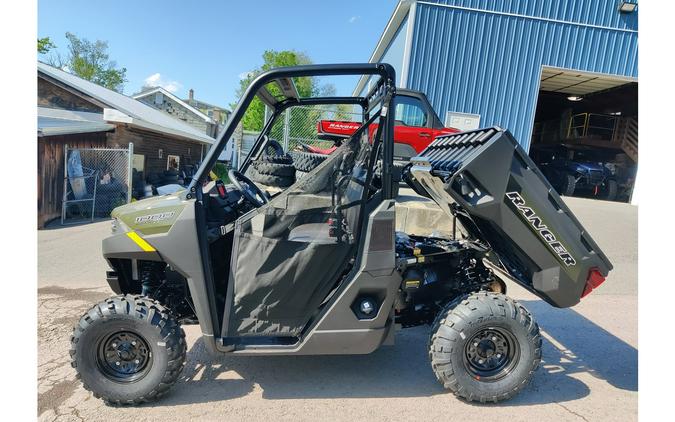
[{"x1": 212, "y1": 163, "x2": 231, "y2": 183}]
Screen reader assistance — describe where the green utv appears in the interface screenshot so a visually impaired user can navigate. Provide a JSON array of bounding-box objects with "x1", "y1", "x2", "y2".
[{"x1": 70, "y1": 64, "x2": 612, "y2": 404}]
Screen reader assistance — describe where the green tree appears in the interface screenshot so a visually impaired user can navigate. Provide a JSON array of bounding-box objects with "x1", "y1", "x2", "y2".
[
  {"x1": 38, "y1": 37, "x2": 56, "y2": 54},
  {"x1": 49, "y1": 32, "x2": 127, "y2": 93},
  {"x1": 234, "y1": 50, "x2": 319, "y2": 131}
]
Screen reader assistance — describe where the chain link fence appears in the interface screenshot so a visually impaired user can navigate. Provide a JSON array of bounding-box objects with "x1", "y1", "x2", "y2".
[
  {"x1": 270, "y1": 104, "x2": 362, "y2": 152},
  {"x1": 234, "y1": 105, "x2": 363, "y2": 168},
  {"x1": 62, "y1": 144, "x2": 133, "y2": 224}
]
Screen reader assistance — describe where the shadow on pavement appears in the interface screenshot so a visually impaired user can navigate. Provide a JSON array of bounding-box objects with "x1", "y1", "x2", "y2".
[
  {"x1": 148, "y1": 300, "x2": 636, "y2": 407},
  {"x1": 522, "y1": 300, "x2": 637, "y2": 392}
]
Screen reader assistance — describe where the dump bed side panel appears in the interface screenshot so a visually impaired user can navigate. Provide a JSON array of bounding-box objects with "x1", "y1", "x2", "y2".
[{"x1": 407, "y1": 127, "x2": 612, "y2": 308}]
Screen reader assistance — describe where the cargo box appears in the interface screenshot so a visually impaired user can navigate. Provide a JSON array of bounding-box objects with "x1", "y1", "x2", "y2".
[{"x1": 406, "y1": 127, "x2": 612, "y2": 308}]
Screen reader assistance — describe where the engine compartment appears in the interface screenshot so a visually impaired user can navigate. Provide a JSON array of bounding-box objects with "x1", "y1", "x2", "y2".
[{"x1": 393, "y1": 232, "x2": 502, "y2": 327}]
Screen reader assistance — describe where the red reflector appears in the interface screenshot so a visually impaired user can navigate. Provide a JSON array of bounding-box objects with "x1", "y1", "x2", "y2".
[
  {"x1": 216, "y1": 182, "x2": 227, "y2": 199},
  {"x1": 581, "y1": 268, "x2": 605, "y2": 298}
]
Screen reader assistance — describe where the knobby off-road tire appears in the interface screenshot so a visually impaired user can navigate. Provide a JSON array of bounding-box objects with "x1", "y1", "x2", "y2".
[
  {"x1": 263, "y1": 139, "x2": 285, "y2": 157},
  {"x1": 70, "y1": 295, "x2": 187, "y2": 405},
  {"x1": 257, "y1": 153, "x2": 294, "y2": 165},
  {"x1": 289, "y1": 151, "x2": 328, "y2": 172},
  {"x1": 247, "y1": 165, "x2": 295, "y2": 187},
  {"x1": 252, "y1": 160, "x2": 296, "y2": 177},
  {"x1": 559, "y1": 174, "x2": 576, "y2": 197},
  {"x1": 429, "y1": 292, "x2": 541, "y2": 403},
  {"x1": 602, "y1": 179, "x2": 618, "y2": 201}
]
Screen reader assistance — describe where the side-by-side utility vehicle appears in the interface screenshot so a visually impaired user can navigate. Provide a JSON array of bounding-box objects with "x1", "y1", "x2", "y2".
[
  {"x1": 70, "y1": 64, "x2": 612, "y2": 404},
  {"x1": 315, "y1": 88, "x2": 461, "y2": 160}
]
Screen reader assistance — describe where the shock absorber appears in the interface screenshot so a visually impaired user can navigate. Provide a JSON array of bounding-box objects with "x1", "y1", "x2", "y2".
[
  {"x1": 461, "y1": 258, "x2": 481, "y2": 289},
  {"x1": 140, "y1": 261, "x2": 165, "y2": 296}
]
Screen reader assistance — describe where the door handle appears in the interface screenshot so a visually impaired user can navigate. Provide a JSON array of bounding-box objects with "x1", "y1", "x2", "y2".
[{"x1": 420, "y1": 132, "x2": 431, "y2": 137}]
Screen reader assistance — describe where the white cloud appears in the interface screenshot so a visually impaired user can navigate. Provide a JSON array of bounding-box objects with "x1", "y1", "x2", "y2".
[
  {"x1": 348, "y1": 15, "x2": 360, "y2": 24},
  {"x1": 143, "y1": 73, "x2": 182, "y2": 93}
]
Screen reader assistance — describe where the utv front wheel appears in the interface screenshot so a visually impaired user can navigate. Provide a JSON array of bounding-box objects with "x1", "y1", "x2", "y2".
[
  {"x1": 70, "y1": 295, "x2": 187, "y2": 405},
  {"x1": 429, "y1": 292, "x2": 541, "y2": 403}
]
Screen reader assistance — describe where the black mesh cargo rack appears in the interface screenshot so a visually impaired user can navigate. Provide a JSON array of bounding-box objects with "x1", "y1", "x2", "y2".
[{"x1": 406, "y1": 127, "x2": 613, "y2": 308}]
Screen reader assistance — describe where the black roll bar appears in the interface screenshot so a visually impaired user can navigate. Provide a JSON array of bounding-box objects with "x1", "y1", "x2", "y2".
[{"x1": 188, "y1": 63, "x2": 396, "y2": 193}]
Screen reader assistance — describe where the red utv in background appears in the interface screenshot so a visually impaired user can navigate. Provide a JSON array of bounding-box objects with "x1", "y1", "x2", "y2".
[{"x1": 312, "y1": 89, "x2": 461, "y2": 160}]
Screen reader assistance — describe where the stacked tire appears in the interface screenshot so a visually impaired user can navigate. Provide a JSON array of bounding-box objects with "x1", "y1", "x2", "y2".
[
  {"x1": 249, "y1": 154, "x2": 296, "y2": 188},
  {"x1": 289, "y1": 151, "x2": 328, "y2": 179}
]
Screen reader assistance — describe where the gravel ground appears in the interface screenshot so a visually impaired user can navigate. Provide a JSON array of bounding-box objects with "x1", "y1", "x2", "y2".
[{"x1": 37, "y1": 196, "x2": 637, "y2": 421}]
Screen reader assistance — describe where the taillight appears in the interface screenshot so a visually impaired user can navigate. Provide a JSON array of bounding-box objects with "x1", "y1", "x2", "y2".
[{"x1": 581, "y1": 268, "x2": 605, "y2": 298}]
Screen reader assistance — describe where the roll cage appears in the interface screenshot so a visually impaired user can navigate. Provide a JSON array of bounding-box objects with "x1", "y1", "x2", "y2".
[{"x1": 188, "y1": 63, "x2": 398, "y2": 200}]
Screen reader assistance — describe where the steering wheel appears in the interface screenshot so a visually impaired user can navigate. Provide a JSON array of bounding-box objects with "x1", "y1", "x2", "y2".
[{"x1": 228, "y1": 170, "x2": 269, "y2": 207}]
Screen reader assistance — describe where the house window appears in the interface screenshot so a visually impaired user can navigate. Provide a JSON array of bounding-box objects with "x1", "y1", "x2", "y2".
[
  {"x1": 167, "y1": 155, "x2": 180, "y2": 171},
  {"x1": 154, "y1": 92, "x2": 163, "y2": 105},
  {"x1": 132, "y1": 154, "x2": 145, "y2": 172}
]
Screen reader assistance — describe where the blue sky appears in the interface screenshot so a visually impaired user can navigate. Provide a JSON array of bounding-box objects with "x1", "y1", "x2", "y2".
[{"x1": 38, "y1": 0, "x2": 397, "y2": 108}]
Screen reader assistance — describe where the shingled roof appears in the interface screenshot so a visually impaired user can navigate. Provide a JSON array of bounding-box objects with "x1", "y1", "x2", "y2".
[{"x1": 38, "y1": 62, "x2": 214, "y2": 144}]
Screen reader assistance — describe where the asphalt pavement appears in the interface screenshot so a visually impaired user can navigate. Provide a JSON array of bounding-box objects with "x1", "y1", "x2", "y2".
[{"x1": 37, "y1": 195, "x2": 637, "y2": 421}]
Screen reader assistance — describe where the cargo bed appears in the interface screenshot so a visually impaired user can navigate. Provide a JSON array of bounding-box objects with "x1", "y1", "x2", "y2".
[{"x1": 405, "y1": 127, "x2": 613, "y2": 308}]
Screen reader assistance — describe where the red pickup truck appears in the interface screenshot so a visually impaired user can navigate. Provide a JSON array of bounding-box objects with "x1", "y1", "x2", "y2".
[{"x1": 311, "y1": 89, "x2": 460, "y2": 160}]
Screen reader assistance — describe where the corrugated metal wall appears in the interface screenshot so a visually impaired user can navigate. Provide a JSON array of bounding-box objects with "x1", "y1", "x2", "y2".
[{"x1": 406, "y1": 0, "x2": 638, "y2": 150}]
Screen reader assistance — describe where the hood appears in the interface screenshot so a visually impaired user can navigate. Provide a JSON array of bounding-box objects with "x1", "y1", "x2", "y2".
[{"x1": 111, "y1": 190, "x2": 190, "y2": 235}]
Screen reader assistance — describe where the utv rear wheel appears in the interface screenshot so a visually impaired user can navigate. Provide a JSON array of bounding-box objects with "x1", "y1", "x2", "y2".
[
  {"x1": 70, "y1": 295, "x2": 187, "y2": 405},
  {"x1": 429, "y1": 292, "x2": 541, "y2": 403}
]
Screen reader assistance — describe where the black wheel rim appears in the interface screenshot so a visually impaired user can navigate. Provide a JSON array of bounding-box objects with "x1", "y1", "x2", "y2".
[
  {"x1": 463, "y1": 327, "x2": 520, "y2": 382},
  {"x1": 96, "y1": 331, "x2": 152, "y2": 383}
]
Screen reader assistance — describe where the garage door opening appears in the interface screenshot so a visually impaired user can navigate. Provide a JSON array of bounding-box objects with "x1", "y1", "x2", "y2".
[{"x1": 529, "y1": 67, "x2": 638, "y2": 203}]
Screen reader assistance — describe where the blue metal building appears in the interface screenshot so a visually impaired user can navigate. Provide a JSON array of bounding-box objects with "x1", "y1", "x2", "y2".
[{"x1": 354, "y1": 0, "x2": 638, "y2": 152}]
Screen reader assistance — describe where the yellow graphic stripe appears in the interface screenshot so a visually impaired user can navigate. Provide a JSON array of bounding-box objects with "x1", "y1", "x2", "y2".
[{"x1": 126, "y1": 231, "x2": 156, "y2": 252}]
